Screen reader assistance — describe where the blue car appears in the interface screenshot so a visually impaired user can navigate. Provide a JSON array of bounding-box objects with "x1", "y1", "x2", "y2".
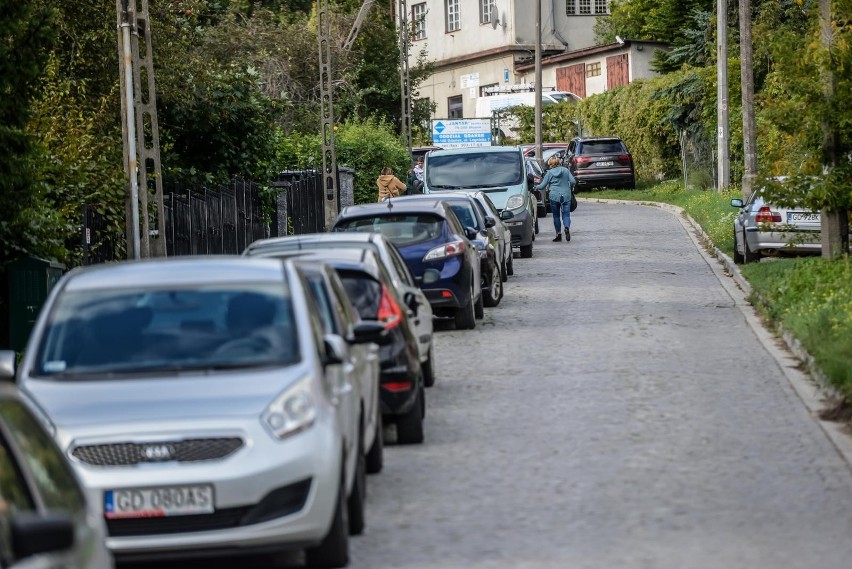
[{"x1": 333, "y1": 200, "x2": 483, "y2": 330}]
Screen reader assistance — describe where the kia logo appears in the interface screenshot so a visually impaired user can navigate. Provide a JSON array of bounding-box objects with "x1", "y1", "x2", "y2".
[{"x1": 141, "y1": 444, "x2": 175, "y2": 461}]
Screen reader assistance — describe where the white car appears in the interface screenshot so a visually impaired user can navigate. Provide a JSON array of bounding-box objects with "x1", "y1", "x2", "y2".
[{"x1": 7, "y1": 257, "x2": 385, "y2": 567}]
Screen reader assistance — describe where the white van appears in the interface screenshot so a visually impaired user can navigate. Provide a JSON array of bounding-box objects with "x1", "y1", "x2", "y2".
[{"x1": 475, "y1": 90, "x2": 579, "y2": 140}]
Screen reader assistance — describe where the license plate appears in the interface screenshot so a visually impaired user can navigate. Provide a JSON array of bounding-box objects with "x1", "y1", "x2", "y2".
[
  {"x1": 104, "y1": 485, "x2": 214, "y2": 519},
  {"x1": 787, "y1": 211, "x2": 820, "y2": 223},
  {"x1": 596, "y1": 161, "x2": 614, "y2": 167}
]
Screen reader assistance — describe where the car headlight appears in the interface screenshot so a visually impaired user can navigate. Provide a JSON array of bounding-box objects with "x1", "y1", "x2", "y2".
[
  {"x1": 505, "y1": 194, "x2": 524, "y2": 210},
  {"x1": 262, "y1": 377, "x2": 316, "y2": 440}
]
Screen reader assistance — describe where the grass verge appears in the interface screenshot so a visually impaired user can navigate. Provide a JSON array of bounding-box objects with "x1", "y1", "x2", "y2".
[{"x1": 589, "y1": 182, "x2": 852, "y2": 402}]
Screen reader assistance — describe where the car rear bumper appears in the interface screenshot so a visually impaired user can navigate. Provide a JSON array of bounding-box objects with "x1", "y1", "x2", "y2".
[
  {"x1": 746, "y1": 228, "x2": 823, "y2": 255},
  {"x1": 574, "y1": 171, "x2": 635, "y2": 189}
]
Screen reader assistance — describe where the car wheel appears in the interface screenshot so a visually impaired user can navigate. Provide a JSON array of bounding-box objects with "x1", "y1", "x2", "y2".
[
  {"x1": 537, "y1": 205, "x2": 546, "y2": 218},
  {"x1": 474, "y1": 288, "x2": 484, "y2": 319},
  {"x1": 743, "y1": 230, "x2": 761, "y2": 263},
  {"x1": 534, "y1": 218, "x2": 539, "y2": 234},
  {"x1": 500, "y1": 258, "x2": 508, "y2": 282},
  {"x1": 305, "y1": 467, "x2": 349, "y2": 569},
  {"x1": 520, "y1": 243, "x2": 533, "y2": 258},
  {"x1": 483, "y1": 263, "x2": 503, "y2": 307},
  {"x1": 507, "y1": 254, "x2": 514, "y2": 275},
  {"x1": 365, "y1": 407, "x2": 383, "y2": 474},
  {"x1": 453, "y1": 286, "x2": 476, "y2": 330},
  {"x1": 732, "y1": 228, "x2": 744, "y2": 264},
  {"x1": 396, "y1": 386, "x2": 424, "y2": 445},
  {"x1": 347, "y1": 428, "x2": 366, "y2": 536},
  {"x1": 422, "y1": 344, "x2": 436, "y2": 388}
]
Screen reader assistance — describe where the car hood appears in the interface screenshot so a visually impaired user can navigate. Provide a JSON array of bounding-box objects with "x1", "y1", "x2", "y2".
[{"x1": 23, "y1": 367, "x2": 307, "y2": 428}]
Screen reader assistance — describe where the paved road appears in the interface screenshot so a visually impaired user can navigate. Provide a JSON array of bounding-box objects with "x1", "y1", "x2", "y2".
[
  {"x1": 143, "y1": 202, "x2": 852, "y2": 569},
  {"x1": 348, "y1": 201, "x2": 852, "y2": 568}
]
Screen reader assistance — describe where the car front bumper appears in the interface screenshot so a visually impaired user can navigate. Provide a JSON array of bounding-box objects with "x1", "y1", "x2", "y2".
[{"x1": 502, "y1": 209, "x2": 534, "y2": 247}]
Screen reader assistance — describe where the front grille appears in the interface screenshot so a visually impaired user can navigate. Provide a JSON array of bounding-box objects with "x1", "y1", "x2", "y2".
[
  {"x1": 105, "y1": 479, "x2": 312, "y2": 537},
  {"x1": 72, "y1": 438, "x2": 243, "y2": 466}
]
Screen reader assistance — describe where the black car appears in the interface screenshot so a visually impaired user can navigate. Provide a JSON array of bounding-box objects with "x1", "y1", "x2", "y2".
[
  {"x1": 390, "y1": 193, "x2": 504, "y2": 308},
  {"x1": 333, "y1": 200, "x2": 483, "y2": 330},
  {"x1": 469, "y1": 191, "x2": 514, "y2": 279},
  {"x1": 566, "y1": 136, "x2": 636, "y2": 191}
]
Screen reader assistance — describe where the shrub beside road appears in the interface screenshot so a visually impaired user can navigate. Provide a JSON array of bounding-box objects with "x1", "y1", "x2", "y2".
[{"x1": 590, "y1": 183, "x2": 852, "y2": 403}]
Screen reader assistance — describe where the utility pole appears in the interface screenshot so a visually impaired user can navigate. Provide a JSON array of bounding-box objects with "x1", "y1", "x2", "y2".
[
  {"x1": 716, "y1": 0, "x2": 730, "y2": 191},
  {"x1": 318, "y1": 0, "x2": 339, "y2": 231},
  {"x1": 818, "y1": 0, "x2": 848, "y2": 258},
  {"x1": 398, "y1": 0, "x2": 412, "y2": 154},
  {"x1": 739, "y1": 0, "x2": 757, "y2": 200},
  {"x1": 534, "y1": 0, "x2": 543, "y2": 168}
]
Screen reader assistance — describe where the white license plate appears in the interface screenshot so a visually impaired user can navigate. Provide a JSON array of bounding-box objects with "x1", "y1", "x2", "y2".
[
  {"x1": 787, "y1": 211, "x2": 820, "y2": 223},
  {"x1": 104, "y1": 485, "x2": 214, "y2": 519},
  {"x1": 596, "y1": 161, "x2": 614, "y2": 167}
]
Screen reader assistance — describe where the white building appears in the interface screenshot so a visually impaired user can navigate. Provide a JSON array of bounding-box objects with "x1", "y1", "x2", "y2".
[{"x1": 406, "y1": 1, "x2": 666, "y2": 120}]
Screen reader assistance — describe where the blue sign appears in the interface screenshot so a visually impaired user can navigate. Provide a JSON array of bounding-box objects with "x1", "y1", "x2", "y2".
[{"x1": 434, "y1": 122, "x2": 445, "y2": 133}]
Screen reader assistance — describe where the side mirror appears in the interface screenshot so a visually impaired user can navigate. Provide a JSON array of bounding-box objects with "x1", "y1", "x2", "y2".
[
  {"x1": 731, "y1": 198, "x2": 744, "y2": 208},
  {"x1": 11, "y1": 513, "x2": 75, "y2": 560},
  {"x1": 348, "y1": 321, "x2": 391, "y2": 345},
  {"x1": 403, "y1": 291, "x2": 419, "y2": 316},
  {"x1": 322, "y1": 334, "x2": 347, "y2": 366},
  {"x1": 484, "y1": 216, "x2": 496, "y2": 228},
  {"x1": 500, "y1": 210, "x2": 514, "y2": 221},
  {"x1": 0, "y1": 350, "x2": 16, "y2": 381},
  {"x1": 464, "y1": 227, "x2": 478, "y2": 241}
]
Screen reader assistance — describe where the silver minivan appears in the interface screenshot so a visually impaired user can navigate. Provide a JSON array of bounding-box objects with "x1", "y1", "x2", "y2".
[{"x1": 424, "y1": 146, "x2": 537, "y2": 258}]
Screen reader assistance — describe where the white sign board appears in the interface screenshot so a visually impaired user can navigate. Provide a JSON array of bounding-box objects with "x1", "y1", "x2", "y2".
[
  {"x1": 432, "y1": 119, "x2": 492, "y2": 148},
  {"x1": 460, "y1": 73, "x2": 480, "y2": 89}
]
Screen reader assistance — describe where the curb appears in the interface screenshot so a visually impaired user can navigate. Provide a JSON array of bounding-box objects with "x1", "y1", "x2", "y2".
[{"x1": 580, "y1": 196, "x2": 852, "y2": 470}]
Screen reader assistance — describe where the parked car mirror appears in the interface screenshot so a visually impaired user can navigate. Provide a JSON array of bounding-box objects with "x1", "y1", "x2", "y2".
[
  {"x1": 322, "y1": 334, "x2": 347, "y2": 366},
  {"x1": 0, "y1": 350, "x2": 15, "y2": 381},
  {"x1": 484, "y1": 216, "x2": 496, "y2": 228},
  {"x1": 403, "y1": 291, "x2": 419, "y2": 316},
  {"x1": 731, "y1": 198, "x2": 744, "y2": 208},
  {"x1": 464, "y1": 227, "x2": 478, "y2": 240},
  {"x1": 348, "y1": 321, "x2": 391, "y2": 346},
  {"x1": 11, "y1": 512, "x2": 75, "y2": 560}
]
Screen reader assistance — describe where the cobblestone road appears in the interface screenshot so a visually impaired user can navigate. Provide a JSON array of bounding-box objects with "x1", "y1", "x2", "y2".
[{"x1": 348, "y1": 201, "x2": 852, "y2": 568}]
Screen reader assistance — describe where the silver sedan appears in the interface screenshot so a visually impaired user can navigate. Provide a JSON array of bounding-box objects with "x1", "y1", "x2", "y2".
[{"x1": 731, "y1": 192, "x2": 823, "y2": 263}]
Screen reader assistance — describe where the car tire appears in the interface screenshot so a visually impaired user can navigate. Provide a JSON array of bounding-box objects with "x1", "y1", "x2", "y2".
[
  {"x1": 537, "y1": 205, "x2": 546, "y2": 218},
  {"x1": 732, "y1": 228, "x2": 744, "y2": 264},
  {"x1": 483, "y1": 263, "x2": 503, "y2": 307},
  {"x1": 534, "y1": 218, "x2": 539, "y2": 234},
  {"x1": 396, "y1": 386, "x2": 424, "y2": 445},
  {"x1": 507, "y1": 254, "x2": 514, "y2": 275},
  {"x1": 500, "y1": 258, "x2": 508, "y2": 282},
  {"x1": 365, "y1": 407, "x2": 383, "y2": 474},
  {"x1": 305, "y1": 467, "x2": 349, "y2": 569},
  {"x1": 423, "y1": 344, "x2": 436, "y2": 388},
  {"x1": 743, "y1": 231, "x2": 761, "y2": 263},
  {"x1": 347, "y1": 429, "x2": 366, "y2": 536},
  {"x1": 453, "y1": 287, "x2": 476, "y2": 330},
  {"x1": 520, "y1": 243, "x2": 533, "y2": 258},
  {"x1": 474, "y1": 289, "x2": 484, "y2": 319}
]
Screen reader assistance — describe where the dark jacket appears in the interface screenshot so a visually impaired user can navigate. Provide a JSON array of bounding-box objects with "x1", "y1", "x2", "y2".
[{"x1": 535, "y1": 166, "x2": 575, "y2": 201}]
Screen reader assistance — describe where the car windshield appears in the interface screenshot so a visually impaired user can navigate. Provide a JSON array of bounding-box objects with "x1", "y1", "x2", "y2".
[
  {"x1": 580, "y1": 140, "x2": 625, "y2": 154},
  {"x1": 337, "y1": 215, "x2": 443, "y2": 246},
  {"x1": 35, "y1": 283, "x2": 300, "y2": 378},
  {"x1": 427, "y1": 152, "x2": 523, "y2": 188}
]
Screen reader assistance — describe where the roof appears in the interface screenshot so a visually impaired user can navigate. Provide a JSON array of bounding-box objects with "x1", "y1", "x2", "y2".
[
  {"x1": 285, "y1": 248, "x2": 383, "y2": 281},
  {"x1": 336, "y1": 199, "x2": 452, "y2": 221},
  {"x1": 245, "y1": 232, "x2": 378, "y2": 256},
  {"x1": 428, "y1": 146, "x2": 522, "y2": 157},
  {"x1": 515, "y1": 39, "x2": 669, "y2": 72}
]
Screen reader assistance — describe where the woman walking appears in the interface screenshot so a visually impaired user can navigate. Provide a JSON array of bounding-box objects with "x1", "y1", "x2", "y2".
[
  {"x1": 376, "y1": 167, "x2": 406, "y2": 202},
  {"x1": 534, "y1": 155, "x2": 576, "y2": 242}
]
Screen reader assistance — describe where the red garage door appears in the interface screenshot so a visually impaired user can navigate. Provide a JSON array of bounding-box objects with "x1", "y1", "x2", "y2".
[
  {"x1": 556, "y1": 64, "x2": 586, "y2": 99},
  {"x1": 606, "y1": 54, "x2": 629, "y2": 90}
]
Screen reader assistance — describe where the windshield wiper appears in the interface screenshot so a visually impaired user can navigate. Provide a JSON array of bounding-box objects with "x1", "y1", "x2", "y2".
[{"x1": 428, "y1": 184, "x2": 462, "y2": 190}]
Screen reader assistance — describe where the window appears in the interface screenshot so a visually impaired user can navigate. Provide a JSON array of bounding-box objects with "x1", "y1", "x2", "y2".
[
  {"x1": 448, "y1": 95, "x2": 463, "y2": 118},
  {"x1": 479, "y1": 83, "x2": 498, "y2": 97},
  {"x1": 566, "y1": 0, "x2": 608, "y2": 14},
  {"x1": 585, "y1": 62, "x2": 601, "y2": 77},
  {"x1": 446, "y1": 0, "x2": 460, "y2": 32},
  {"x1": 412, "y1": 3, "x2": 427, "y2": 40},
  {"x1": 480, "y1": 0, "x2": 496, "y2": 25}
]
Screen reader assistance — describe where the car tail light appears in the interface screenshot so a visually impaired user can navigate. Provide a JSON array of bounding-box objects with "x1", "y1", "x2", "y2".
[
  {"x1": 573, "y1": 156, "x2": 594, "y2": 165},
  {"x1": 423, "y1": 240, "x2": 466, "y2": 262},
  {"x1": 382, "y1": 381, "x2": 413, "y2": 392},
  {"x1": 377, "y1": 284, "x2": 402, "y2": 329},
  {"x1": 755, "y1": 206, "x2": 782, "y2": 223},
  {"x1": 617, "y1": 154, "x2": 632, "y2": 162}
]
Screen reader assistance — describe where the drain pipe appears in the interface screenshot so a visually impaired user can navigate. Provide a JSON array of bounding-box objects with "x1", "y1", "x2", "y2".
[{"x1": 550, "y1": 0, "x2": 570, "y2": 48}]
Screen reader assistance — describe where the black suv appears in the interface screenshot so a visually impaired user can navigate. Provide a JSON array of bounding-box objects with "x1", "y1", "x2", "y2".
[{"x1": 566, "y1": 137, "x2": 635, "y2": 191}]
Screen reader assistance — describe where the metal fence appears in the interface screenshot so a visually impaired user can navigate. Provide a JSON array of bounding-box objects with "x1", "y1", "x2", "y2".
[
  {"x1": 273, "y1": 170, "x2": 326, "y2": 236},
  {"x1": 82, "y1": 205, "x2": 120, "y2": 265}
]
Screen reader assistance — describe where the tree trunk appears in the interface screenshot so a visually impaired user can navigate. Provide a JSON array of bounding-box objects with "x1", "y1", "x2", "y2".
[{"x1": 739, "y1": 0, "x2": 757, "y2": 200}]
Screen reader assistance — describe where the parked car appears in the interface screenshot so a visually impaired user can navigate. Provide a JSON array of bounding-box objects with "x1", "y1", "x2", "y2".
[
  {"x1": 0, "y1": 379, "x2": 113, "y2": 569},
  {"x1": 244, "y1": 232, "x2": 436, "y2": 388},
  {"x1": 8, "y1": 257, "x2": 385, "y2": 567},
  {"x1": 565, "y1": 136, "x2": 636, "y2": 191},
  {"x1": 390, "y1": 193, "x2": 505, "y2": 307},
  {"x1": 469, "y1": 191, "x2": 514, "y2": 278},
  {"x1": 525, "y1": 157, "x2": 547, "y2": 218},
  {"x1": 730, "y1": 189, "x2": 825, "y2": 263},
  {"x1": 274, "y1": 249, "x2": 426, "y2": 444},
  {"x1": 334, "y1": 200, "x2": 484, "y2": 330},
  {"x1": 424, "y1": 146, "x2": 537, "y2": 258}
]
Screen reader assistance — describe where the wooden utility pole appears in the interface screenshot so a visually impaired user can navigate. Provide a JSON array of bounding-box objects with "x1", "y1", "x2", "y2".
[
  {"x1": 739, "y1": 0, "x2": 757, "y2": 200},
  {"x1": 317, "y1": 0, "x2": 339, "y2": 231},
  {"x1": 717, "y1": 0, "x2": 730, "y2": 190},
  {"x1": 534, "y1": 0, "x2": 543, "y2": 168},
  {"x1": 818, "y1": 0, "x2": 849, "y2": 258},
  {"x1": 398, "y1": 0, "x2": 412, "y2": 154}
]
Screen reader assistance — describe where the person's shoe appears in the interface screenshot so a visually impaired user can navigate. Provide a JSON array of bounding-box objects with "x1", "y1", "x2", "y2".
[
  {"x1": 552, "y1": 233, "x2": 562, "y2": 242},
  {"x1": 564, "y1": 228, "x2": 571, "y2": 242}
]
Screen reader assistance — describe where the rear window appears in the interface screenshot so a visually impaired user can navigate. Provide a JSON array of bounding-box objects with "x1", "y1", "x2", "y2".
[
  {"x1": 336, "y1": 215, "x2": 443, "y2": 246},
  {"x1": 35, "y1": 283, "x2": 300, "y2": 378},
  {"x1": 447, "y1": 203, "x2": 478, "y2": 229},
  {"x1": 427, "y1": 152, "x2": 523, "y2": 189},
  {"x1": 338, "y1": 271, "x2": 382, "y2": 320},
  {"x1": 579, "y1": 140, "x2": 627, "y2": 154}
]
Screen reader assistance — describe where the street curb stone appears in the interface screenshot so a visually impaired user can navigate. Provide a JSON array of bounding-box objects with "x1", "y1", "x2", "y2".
[{"x1": 581, "y1": 196, "x2": 852, "y2": 472}]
